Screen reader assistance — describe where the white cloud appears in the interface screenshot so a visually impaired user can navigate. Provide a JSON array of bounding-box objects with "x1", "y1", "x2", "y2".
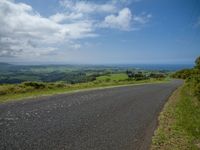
[
  {"x1": 101, "y1": 8, "x2": 132, "y2": 30},
  {"x1": 0, "y1": 0, "x2": 94, "y2": 57},
  {"x1": 0, "y1": 0, "x2": 152, "y2": 58},
  {"x1": 133, "y1": 13, "x2": 152, "y2": 24},
  {"x1": 99, "y1": 8, "x2": 151, "y2": 30},
  {"x1": 59, "y1": 0, "x2": 117, "y2": 14},
  {"x1": 49, "y1": 13, "x2": 83, "y2": 23}
]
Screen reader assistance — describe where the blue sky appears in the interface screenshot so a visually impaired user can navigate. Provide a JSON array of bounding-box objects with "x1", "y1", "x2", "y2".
[{"x1": 0, "y1": 0, "x2": 199, "y2": 64}]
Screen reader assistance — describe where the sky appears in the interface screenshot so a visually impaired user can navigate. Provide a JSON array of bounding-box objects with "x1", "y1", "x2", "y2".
[{"x1": 0, "y1": 0, "x2": 200, "y2": 64}]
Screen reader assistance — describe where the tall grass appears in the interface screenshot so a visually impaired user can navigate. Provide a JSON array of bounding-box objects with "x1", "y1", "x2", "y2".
[
  {"x1": 151, "y1": 82, "x2": 200, "y2": 150},
  {"x1": 0, "y1": 78, "x2": 166, "y2": 103}
]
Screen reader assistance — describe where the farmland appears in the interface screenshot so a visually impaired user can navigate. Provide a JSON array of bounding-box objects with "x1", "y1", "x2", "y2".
[{"x1": 0, "y1": 63, "x2": 170, "y2": 103}]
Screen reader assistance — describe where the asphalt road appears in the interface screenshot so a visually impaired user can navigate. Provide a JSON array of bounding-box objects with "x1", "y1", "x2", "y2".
[{"x1": 0, "y1": 80, "x2": 182, "y2": 150}]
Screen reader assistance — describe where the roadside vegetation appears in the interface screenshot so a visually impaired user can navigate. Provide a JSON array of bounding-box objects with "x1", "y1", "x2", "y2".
[
  {"x1": 0, "y1": 71, "x2": 167, "y2": 103},
  {"x1": 151, "y1": 56, "x2": 200, "y2": 150}
]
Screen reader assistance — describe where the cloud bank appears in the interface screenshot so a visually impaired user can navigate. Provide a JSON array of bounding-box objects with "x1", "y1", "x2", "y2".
[{"x1": 0, "y1": 0, "x2": 152, "y2": 58}]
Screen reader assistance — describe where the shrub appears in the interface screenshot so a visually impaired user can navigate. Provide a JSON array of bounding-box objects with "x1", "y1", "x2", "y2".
[
  {"x1": 47, "y1": 82, "x2": 67, "y2": 89},
  {"x1": 149, "y1": 73, "x2": 165, "y2": 78},
  {"x1": 0, "y1": 85, "x2": 11, "y2": 95},
  {"x1": 105, "y1": 78, "x2": 111, "y2": 82},
  {"x1": 23, "y1": 82, "x2": 46, "y2": 89},
  {"x1": 186, "y1": 74, "x2": 200, "y2": 101},
  {"x1": 194, "y1": 83, "x2": 200, "y2": 99},
  {"x1": 172, "y1": 69, "x2": 193, "y2": 79}
]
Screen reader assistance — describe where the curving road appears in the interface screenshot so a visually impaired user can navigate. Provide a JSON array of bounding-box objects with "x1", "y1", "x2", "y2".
[{"x1": 0, "y1": 80, "x2": 182, "y2": 150}]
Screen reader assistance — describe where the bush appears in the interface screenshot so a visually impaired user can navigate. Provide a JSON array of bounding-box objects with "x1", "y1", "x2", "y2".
[
  {"x1": 105, "y1": 78, "x2": 111, "y2": 82},
  {"x1": 47, "y1": 82, "x2": 67, "y2": 89},
  {"x1": 149, "y1": 73, "x2": 165, "y2": 78},
  {"x1": 187, "y1": 75, "x2": 200, "y2": 100},
  {"x1": 172, "y1": 56, "x2": 200, "y2": 101},
  {"x1": 194, "y1": 83, "x2": 200, "y2": 99},
  {"x1": 172, "y1": 69, "x2": 193, "y2": 79},
  {"x1": 0, "y1": 85, "x2": 12, "y2": 95},
  {"x1": 0, "y1": 82, "x2": 71, "y2": 96},
  {"x1": 23, "y1": 82, "x2": 46, "y2": 89}
]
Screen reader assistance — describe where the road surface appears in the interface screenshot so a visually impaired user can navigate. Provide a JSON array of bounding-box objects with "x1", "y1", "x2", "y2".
[{"x1": 0, "y1": 80, "x2": 182, "y2": 150}]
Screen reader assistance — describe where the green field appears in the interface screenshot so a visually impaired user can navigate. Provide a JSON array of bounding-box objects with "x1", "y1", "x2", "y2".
[
  {"x1": 0, "y1": 63, "x2": 169, "y2": 84},
  {"x1": 0, "y1": 63, "x2": 170, "y2": 103},
  {"x1": 96, "y1": 73, "x2": 129, "y2": 81}
]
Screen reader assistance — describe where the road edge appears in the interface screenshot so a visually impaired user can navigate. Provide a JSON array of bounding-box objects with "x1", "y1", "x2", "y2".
[
  {"x1": 0, "y1": 80, "x2": 168, "y2": 104},
  {"x1": 150, "y1": 84, "x2": 184, "y2": 150},
  {"x1": 138, "y1": 83, "x2": 181, "y2": 150}
]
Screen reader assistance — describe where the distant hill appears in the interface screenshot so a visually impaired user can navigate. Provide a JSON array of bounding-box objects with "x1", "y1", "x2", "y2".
[
  {"x1": 0, "y1": 62, "x2": 13, "y2": 67},
  {"x1": 0, "y1": 62, "x2": 14, "y2": 70}
]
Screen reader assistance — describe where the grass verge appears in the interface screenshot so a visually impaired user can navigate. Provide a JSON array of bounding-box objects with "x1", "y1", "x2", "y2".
[
  {"x1": 0, "y1": 78, "x2": 167, "y2": 104},
  {"x1": 151, "y1": 83, "x2": 200, "y2": 150}
]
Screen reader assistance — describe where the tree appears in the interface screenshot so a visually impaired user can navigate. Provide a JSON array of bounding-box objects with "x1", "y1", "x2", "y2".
[
  {"x1": 126, "y1": 70, "x2": 134, "y2": 78},
  {"x1": 195, "y1": 56, "x2": 200, "y2": 70}
]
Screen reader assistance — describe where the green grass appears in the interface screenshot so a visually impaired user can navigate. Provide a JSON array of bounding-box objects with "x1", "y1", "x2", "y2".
[
  {"x1": 151, "y1": 83, "x2": 200, "y2": 150},
  {"x1": 0, "y1": 78, "x2": 167, "y2": 103},
  {"x1": 96, "y1": 73, "x2": 129, "y2": 81}
]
